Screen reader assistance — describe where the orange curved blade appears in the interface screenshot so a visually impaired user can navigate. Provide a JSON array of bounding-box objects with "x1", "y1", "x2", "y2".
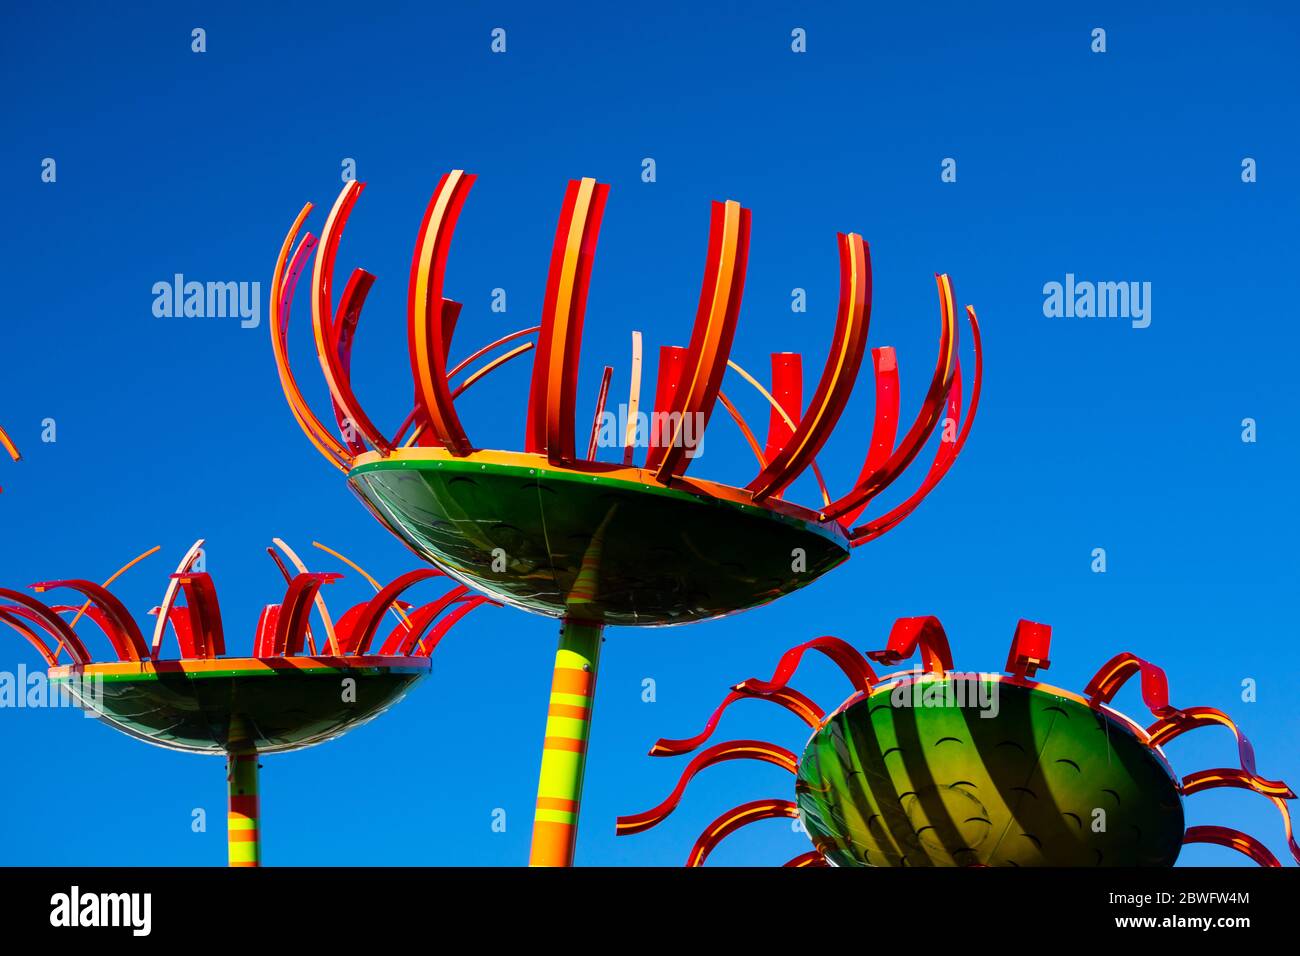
[{"x1": 748, "y1": 233, "x2": 871, "y2": 502}]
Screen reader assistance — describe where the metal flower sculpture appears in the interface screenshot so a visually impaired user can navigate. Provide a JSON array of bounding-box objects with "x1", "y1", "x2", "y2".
[
  {"x1": 0, "y1": 539, "x2": 496, "y2": 866},
  {"x1": 270, "y1": 171, "x2": 983, "y2": 864},
  {"x1": 619, "y1": 617, "x2": 1299, "y2": 867}
]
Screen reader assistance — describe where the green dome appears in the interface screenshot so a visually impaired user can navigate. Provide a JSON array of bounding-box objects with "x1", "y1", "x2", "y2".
[{"x1": 796, "y1": 676, "x2": 1185, "y2": 866}]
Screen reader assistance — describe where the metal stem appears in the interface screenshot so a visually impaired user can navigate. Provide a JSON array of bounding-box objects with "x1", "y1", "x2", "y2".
[
  {"x1": 227, "y1": 723, "x2": 261, "y2": 867},
  {"x1": 528, "y1": 617, "x2": 603, "y2": 866}
]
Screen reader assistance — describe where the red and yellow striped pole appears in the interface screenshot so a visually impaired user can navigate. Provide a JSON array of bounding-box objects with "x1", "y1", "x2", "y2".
[
  {"x1": 529, "y1": 617, "x2": 603, "y2": 866},
  {"x1": 227, "y1": 741, "x2": 261, "y2": 867}
]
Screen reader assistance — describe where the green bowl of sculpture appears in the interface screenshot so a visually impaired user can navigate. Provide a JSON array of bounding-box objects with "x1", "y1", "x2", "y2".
[
  {"x1": 349, "y1": 453, "x2": 849, "y2": 627},
  {"x1": 796, "y1": 676, "x2": 1186, "y2": 866},
  {"x1": 51, "y1": 657, "x2": 428, "y2": 755}
]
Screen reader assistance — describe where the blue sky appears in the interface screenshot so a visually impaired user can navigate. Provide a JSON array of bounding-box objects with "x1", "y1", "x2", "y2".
[{"x1": 1, "y1": 1, "x2": 1297, "y2": 865}]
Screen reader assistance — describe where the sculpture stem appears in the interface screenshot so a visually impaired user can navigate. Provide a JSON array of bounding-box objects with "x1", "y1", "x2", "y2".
[
  {"x1": 227, "y1": 726, "x2": 261, "y2": 867},
  {"x1": 528, "y1": 617, "x2": 603, "y2": 866}
]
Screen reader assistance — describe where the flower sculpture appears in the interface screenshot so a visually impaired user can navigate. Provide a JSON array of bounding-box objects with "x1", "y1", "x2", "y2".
[
  {"x1": 0, "y1": 539, "x2": 496, "y2": 865},
  {"x1": 270, "y1": 171, "x2": 983, "y2": 864},
  {"x1": 619, "y1": 617, "x2": 1299, "y2": 867}
]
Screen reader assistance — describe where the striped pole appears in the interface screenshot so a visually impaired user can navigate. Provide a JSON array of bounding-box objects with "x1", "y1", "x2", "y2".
[
  {"x1": 227, "y1": 732, "x2": 261, "y2": 867},
  {"x1": 529, "y1": 617, "x2": 603, "y2": 866}
]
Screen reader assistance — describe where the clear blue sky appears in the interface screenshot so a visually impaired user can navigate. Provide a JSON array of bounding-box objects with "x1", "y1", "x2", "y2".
[{"x1": 1, "y1": 2, "x2": 1296, "y2": 866}]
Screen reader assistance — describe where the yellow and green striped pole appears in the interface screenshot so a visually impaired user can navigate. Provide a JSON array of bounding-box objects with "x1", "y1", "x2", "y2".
[
  {"x1": 529, "y1": 617, "x2": 603, "y2": 866},
  {"x1": 227, "y1": 721, "x2": 261, "y2": 867}
]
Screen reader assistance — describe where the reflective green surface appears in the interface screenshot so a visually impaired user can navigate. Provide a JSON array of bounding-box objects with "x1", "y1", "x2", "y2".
[
  {"x1": 797, "y1": 678, "x2": 1185, "y2": 866},
  {"x1": 55, "y1": 663, "x2": 426, "y2": 755},
  {"x1": 349, "y1": 457, "x2": 849, "y2": 626}
]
